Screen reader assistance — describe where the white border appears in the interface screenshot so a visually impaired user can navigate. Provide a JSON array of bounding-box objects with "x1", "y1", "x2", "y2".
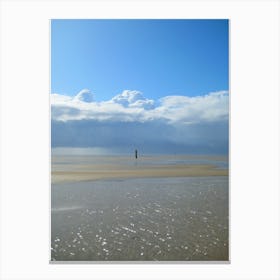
[{"x1": 0, "y1": 0, "x2": 279, "y2": 279}]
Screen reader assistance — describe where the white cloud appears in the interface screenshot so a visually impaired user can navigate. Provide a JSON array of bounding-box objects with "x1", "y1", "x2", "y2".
[
  {"x1": 110, "y1": 90, "x2": 155, "y2": 109},
  {"x1": 73, "y1": 89, "x2": 94, "y2": 103},
  {"x1": 51, "y1": 89, "x2": 228, "y2": 124},
  {"x1": 50, "y1": 93, "x2": 72, "y2": 104},
  {"x1": 51, "y1": 89, "x2": 229, "y2": 153},
  {"x1": 155, "y1": 91, "x2": 229, "y2": 123}
]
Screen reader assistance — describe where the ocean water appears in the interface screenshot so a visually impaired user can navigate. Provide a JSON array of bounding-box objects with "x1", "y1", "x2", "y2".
[
  {"x1": 51, "y1": 176, "x2": 229, "y2": 261},
  {"x1": 51, "y1": 152, "x2": 229, "y2": 170}
]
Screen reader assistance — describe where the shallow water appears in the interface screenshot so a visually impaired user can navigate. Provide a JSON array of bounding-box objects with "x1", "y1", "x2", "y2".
[
  {"x1": 51, "y1": 176, "x2": 228, "y2": 261},
  {"x1": 51, "y1": 153, "x2": 228, "y2": 169}
]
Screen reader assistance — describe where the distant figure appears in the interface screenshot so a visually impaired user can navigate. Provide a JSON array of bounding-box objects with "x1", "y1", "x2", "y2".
[{"x1": 135, "y1": 149, "x2": 138, "y2": 159}]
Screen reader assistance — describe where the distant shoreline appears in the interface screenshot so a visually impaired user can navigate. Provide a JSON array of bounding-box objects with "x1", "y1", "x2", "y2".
[{"x1": 51, "y1": 148, "x2": 228, "y2": 160}]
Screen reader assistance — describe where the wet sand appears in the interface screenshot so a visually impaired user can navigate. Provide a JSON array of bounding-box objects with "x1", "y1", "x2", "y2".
[
  {"x1": 51, "y1": 176, "x2": 229, "y2": 261},
  {"x1": 51, "y1": 155, "x2": 228, "y2": 184},
  {"x1": 51, "y1": 154, "x2": 229, "y2": 261}
]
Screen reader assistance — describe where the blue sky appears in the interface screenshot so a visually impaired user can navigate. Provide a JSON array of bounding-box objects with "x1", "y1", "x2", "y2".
[{"x1": 51, "y1": 19, "x2": 228, "y2": 101}]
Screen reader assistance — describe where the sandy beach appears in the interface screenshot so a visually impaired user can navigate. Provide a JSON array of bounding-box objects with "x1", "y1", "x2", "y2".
[
  {"x1": 51, "y1": 155, "x2": 228, "y2": 184},
  {"x1": 51, "y1": 176, "x2": 229, "y2": 261},
  {"x1": 52, "y1": 164, "x2": 228, "y2": 184},
  {"x1": 51, "y1": 154, "x2": 229, "y2": 261}
]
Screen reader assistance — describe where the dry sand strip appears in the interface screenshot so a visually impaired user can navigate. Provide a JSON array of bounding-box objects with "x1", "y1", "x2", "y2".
[{"x1": 51, "y1": 164, "x2": 228, "y2": 184}]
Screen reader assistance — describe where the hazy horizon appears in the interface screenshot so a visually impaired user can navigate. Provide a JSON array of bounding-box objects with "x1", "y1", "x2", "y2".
[{"x1": 51, "y1": 147, "x2": 229, "y2": 156}]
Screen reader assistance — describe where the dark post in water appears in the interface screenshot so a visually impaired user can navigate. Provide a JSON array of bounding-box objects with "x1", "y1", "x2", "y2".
[{"x1": 135, "y1": 149, "x2": 138, "y2": 159}]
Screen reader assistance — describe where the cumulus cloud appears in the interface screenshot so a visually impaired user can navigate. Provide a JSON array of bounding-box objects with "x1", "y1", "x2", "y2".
[
  {"x1": 73, "y1": 89, "x2": 94, "y2": 103},
  {"x1": 156, "y1": 91, "x2": 228, "y2": 123},
  {"x1": 111, "y1": 90, "x2": 155, "y2": 109},
  {"x1": 51, "y1": 89, "x2": 229, "y2": 154},
  {"x1": 51, "y1": 89, "x2": 228, "y2": 124}
]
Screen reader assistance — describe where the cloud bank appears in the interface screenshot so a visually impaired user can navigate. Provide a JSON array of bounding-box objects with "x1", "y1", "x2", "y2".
[{"x1": 51, "y1": 89, "x2": 229, "y2": 154}]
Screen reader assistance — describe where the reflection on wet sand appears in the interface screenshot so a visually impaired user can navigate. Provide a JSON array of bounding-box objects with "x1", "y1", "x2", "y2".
[{"x1": 51, "y1": 176, "x2": 228, "y2": 261}]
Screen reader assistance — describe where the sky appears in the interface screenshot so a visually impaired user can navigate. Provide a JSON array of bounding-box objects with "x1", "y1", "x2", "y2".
[
  {"x1": 51, "y1": 19, "x2": 228, "y2": 101},
  {"x1": 51, "y1": 19, "x2": 229, "y2": 154}
]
